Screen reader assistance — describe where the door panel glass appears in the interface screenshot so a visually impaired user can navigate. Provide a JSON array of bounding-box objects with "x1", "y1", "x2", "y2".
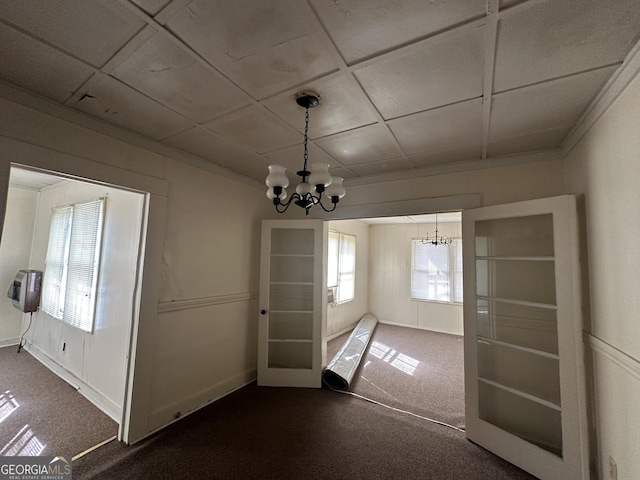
[
  {"x1": 270, "y1": 255, "x2": 314, "y2": 283},
  {"x1": 269, "y1": 284, "x2": 313, "y2": 311},
  {"x1": 477, "y1": 299, "x2": 558, "y2": 354},
  {"x1": 473, "y1": 213, "x2": 564, "y2": 460},
  {"x1": 268, "y1": 342, "x2": 312, "y2": 369},
  {"x1": 478, "y1": 341, "x2": 560, "y2": 405},
  {"x1": 476, "y1": 259, "x2": 556, "y2": 305},
  {"x1": 271, "y1": 228, "x2": 314, "y2": 255},
  {"x1": 478, "y1": 381, "x2": 562, "y2": 457},
  {"x1": 475, "y1": 215, "x2": 554, "y2": 257},
  {"x1": 269, "y1": 312, "x2": 313, "y2": 340}
]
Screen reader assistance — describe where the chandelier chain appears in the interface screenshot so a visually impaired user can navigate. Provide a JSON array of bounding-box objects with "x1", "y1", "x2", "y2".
[{"x1": 303, "y1": 107, "x2": 309, "y2": 172}]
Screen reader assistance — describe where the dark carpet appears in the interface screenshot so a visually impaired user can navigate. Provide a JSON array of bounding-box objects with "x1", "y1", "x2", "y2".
[
  {"x1": 0, "y1": 346, "x2": 118, "y2": 458},
  {"x1": 72, "y1": 324, "x2": 535, "y2": 479}
]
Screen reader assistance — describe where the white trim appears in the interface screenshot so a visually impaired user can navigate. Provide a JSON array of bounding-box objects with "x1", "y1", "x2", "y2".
[
  {"x1": 0, "y1": 338, "x2": 19, "y2": 348},
  {"x1": 342, "y1": 150, "x2": 561, "y2": 188},
  {"x1": 157, "y1": 291, "x2": 258, "y2": 313},
  {"x1": 562, "y1": 38, "x2": 640, "y2": 156},
  {"x1": 312, "y1": 194, "x2": 482, "y2": 221},
  {"x1": 377, "y1": 319, "x2": 463, "y2": 338},
  {"x1": 589, "y1": 335, "x2": 640, "y2": 381},
  {"x1": 142, "y1": 368, "x2": 256, "y2": 442},
  {"x1": 24, "y1": 343, "x2": 121, "y2": 422}
]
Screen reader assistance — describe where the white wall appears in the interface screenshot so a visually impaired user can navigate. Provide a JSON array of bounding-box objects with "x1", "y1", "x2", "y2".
[
  {"x1": 0, "y1": 186, "x2": 38, "y2": 345},
  {"x1": 0, "y1": 92, "x2": 273, "y2": 442},
  {"x1": 369, "y1": 221, "x2": 463, "y2": 335},
  {"x1": 147, "y1": 159, "x2": 274, "y2": 431},
  {"x1": 563, "y1": 71, "x2": 640, "y2": 480},
  {"x1": 326, "y1": 219, "x2": 370, "y2": 338},
  {"x1": 22, "y1": 180, "x2": 144, "y2": 418}
]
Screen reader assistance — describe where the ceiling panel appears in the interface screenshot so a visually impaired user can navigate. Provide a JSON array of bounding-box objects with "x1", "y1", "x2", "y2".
[
  {"x1": 316, "y1": 124, "x2": 404, "y2": 165},
  {"x1": 488, "y1": 128, "x2": 570, "y2": 158},
  {"x1": 70, "y1": 73, "x2": 192, "y2": 141},
  {"x1": 112, "y1": 32, "x2": 250, "y2": 123},
  {"x1": 408, "y1": 143, "x2": 482, "y2": 169},
  {"x1": 213, "y1": 34, "x2": 338, "y2": 100},
  {"x1": 206, "y1": 106, "x2": 300, "y2": 154},
  {"x1": 264, "y1": 143, "x2": 340, "y2": 174},
  {"x1": 131, "y1": 0, "x2": 173, "y2": 16},
  {"x1": 0, "y1": 23, "x2": 94, "y2": 103},
  {"x1": 223, "y1": 155, "x2": 272, "y2": 182},
  {"x1": 263, "y1": 75, "x2": 378, "y2": 139},
  {"x1": 311, "y1": 0, "x2": 486, "y2": 64},
  {"x1": 355, "y1": 27, "x2": 485, "y2": 119},
  {"x1": 349, "y1": 157, "x2": 412, "y2": 177},
  {"x1": 490, "y1": 65, "x2": 618, "y2": 141},
  {"x1": 0, "y1": 1, "x2": 638, "y2": 188},
  {"x1": 494, "y1": 0, "x2": 640, "y2": 92},
  {"x1": 389, "y1": 98, "x2": 483, "y2": 155},
  {"x1": 0, "y1": 0, "x2": 145, "y2": 67},
  {"x1": 163, "y1": 126, "x2": 257, "y2": 166},
  {"x1": 165, "y1": 0, "x2": 313, "y2": 67}
]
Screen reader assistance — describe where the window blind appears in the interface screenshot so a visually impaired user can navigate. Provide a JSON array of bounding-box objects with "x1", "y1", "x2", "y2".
[{"x1": 42, "y1": 198, "x2": 105, "y2": 333}]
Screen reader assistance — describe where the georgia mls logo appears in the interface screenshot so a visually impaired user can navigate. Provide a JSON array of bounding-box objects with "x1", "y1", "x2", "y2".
[
  {"x1": 0, "y1": 455, "x2": 72, "y2": 480},
  {"x1": 49, "y1": 456, "x2": 71, "y2": 475}
]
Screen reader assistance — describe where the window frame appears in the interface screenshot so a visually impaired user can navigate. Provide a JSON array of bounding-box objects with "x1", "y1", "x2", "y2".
[
  {"x1": 327, "y1": 231, "x2": 356, "y2": 305},
  {"x1": 410, "y1": 237, "x2": 463, "y2": 304},
  {"x1": 41, "y1": 198, "x2": 106, "y2": 333}
]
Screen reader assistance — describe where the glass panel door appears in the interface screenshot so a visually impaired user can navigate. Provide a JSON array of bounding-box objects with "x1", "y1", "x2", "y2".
[
  {"x1": 258, "y1": 220, "x2": 327, "y2": 388},
  {"x1": 463, "y1": 196, "x2": 589, "y2": 480}
]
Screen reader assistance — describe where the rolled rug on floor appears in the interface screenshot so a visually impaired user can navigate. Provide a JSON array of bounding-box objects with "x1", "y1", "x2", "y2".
[{"x1": 322, "y1": 313, "x2": 378, "y2": 391}]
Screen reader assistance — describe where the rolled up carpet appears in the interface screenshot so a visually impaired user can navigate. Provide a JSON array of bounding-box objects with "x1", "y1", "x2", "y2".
[{"x1": 322, "y1": 313, "x2": 378, "y2": 391}]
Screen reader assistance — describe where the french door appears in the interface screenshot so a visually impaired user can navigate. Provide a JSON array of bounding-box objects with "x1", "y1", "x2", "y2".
[
  {"x1": 257, "y1": 219, "x2": 327, "y2": 388},
  {"x1": 462, "y1": 195, "x2": 589, "y2": 479}
]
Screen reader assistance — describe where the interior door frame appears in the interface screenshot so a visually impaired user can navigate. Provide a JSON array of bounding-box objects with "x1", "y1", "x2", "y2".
[{"x1": 462, "y1": 195, "x2": 590, "y2": 479}]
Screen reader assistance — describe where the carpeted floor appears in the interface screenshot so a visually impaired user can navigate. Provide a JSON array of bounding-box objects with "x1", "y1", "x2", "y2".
[
  {"x1": 72, "y1": 324, "x2": 536, "y2": 479},
  {"x1": 328, "y1": 322, "x2": 465, "y2": 429},
  {"x1": 0, "y1": 345, "x2": 118, "y2": 458}
]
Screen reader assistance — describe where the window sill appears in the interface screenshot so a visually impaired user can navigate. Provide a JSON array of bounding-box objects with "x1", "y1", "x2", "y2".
[{"x1": 410, "y1": 298, "x2": 463, "y2": 306}]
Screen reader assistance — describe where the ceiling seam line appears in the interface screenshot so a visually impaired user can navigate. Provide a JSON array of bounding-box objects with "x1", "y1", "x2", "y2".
[{"x1": 481, "y1": 0, "x2": 500, "y2": 160}]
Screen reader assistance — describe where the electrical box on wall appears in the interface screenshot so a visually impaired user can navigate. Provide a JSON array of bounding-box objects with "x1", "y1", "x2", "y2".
[{"x1": 7, "y1": 269, "x2": 42, "y2": 313}]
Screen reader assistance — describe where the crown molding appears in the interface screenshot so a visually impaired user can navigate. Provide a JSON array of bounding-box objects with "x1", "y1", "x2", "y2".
[{"x1": 562, "y1": 38, "x2": 640, "y2": 157}]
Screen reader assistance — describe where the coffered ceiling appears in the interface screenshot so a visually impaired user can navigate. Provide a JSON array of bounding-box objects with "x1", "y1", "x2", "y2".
[{"x1": 1, "y1": 0, "x2": 639, "y2": 186}]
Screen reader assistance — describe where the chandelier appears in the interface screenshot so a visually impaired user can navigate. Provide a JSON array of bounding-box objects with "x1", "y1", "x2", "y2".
[
  {"x1": 421, "y1": 214, "x2": 453, "y2": 246},
  {"x1": 265, "y1": 92, "x2": 345, "y2": 216}
]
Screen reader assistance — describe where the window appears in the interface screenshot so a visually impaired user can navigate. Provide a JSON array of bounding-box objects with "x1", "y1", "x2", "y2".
[
  {"x1": 41, "y1": 198, "x2": 106, "y2": 333},
  {"x1": 327, "y1": 232, "x2": 356, "y2": 303},
  {"x1": 411, "y1": 239, "x2": 463, "y2": 303}
]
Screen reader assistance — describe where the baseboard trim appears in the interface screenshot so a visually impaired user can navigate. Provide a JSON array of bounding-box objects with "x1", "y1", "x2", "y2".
[
  {"x1": 589, "y1": 335, "x2": 640, "y2": 381},
  {"x1": 143, "y1": 368, "x2": 257, "y2": 441},
  {"x1": 24, "y1": 343, "x2": 121, "y2": 422},
  {"x1": 157, "y1": 291, "x2": 258, "y2": 313},
  {"x1": 327, "y1": 323, "x2": 359, "y2": 341},
  {"x1": 377, "y1": 319, "x2": 463, "y2": 337},
  {"x1": 0, "y1": 338, "x2": 19, "y2": 348}
]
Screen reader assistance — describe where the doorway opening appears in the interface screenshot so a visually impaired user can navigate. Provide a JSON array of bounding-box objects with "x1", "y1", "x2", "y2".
[
  {"x1": 0, "y1": 165, "x2": 146, "y2": 454},
  {"x1": 325, "y1": 212, "x2": 465, "y2": 430}
]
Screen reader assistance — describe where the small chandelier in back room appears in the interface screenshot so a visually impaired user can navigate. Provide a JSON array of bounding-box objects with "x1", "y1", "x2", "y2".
[
  {"x1": 421, "y1": 214, "x2": 453, "y2": 246},
  {"x1": 265, "y1": 92, "x2": 345, "y2": 216}
]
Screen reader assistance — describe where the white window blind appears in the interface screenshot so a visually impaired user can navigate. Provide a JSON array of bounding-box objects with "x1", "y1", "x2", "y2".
[
  {"x1": 41, "y1": 206, "x2": 72, "y2": 319},
  {"x1": 42, "y1": 198, "x2": 105, "y2": 332},
  {"x1": 328, "y1": 232, "x2": 356, "y2": 303},
  {"x1": 411, "y1": 239, "x2": 463, "y2": 303}
]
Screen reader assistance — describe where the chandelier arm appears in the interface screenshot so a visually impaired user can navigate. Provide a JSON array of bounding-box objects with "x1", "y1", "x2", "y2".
[
  {"x1": 316, "y1": 199, "x2": 338, "y2": 213},
  {"x1": 274, "y1": 193, "x2": 302, "y2": 213}
]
